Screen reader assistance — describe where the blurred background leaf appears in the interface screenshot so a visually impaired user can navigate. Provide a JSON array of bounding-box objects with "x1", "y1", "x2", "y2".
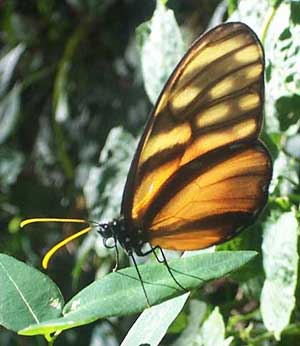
[
  {"x1": 137, "y1": 0, "x2": 185, "y2": 104},
  {"x1": 261, "y1": 211, "x2": 299, "y2": 340}
]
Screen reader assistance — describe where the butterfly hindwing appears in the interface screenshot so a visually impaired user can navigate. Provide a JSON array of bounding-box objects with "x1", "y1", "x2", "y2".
[{"x1": 144, "y1": 142, "x2": 271, "y2": 250}]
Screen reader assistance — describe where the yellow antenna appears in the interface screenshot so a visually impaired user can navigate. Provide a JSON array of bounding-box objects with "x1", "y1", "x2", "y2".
[
  {"x1": 20, "y1": 218, "x2": 93, "y2": 269},
  {"x1": 20, "y1": 218, "x2": 88, "y2": 228}
]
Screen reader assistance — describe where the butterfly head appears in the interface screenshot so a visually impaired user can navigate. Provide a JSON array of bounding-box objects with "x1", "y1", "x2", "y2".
[
  {"x1": 97, "y1": 222, "x2": 114, "y2": 239},
  {"x1": 97, "y1": 218, "x2": 129, "y2": 249},
  {"x1": 97, "y1": 218, "x2": 146, "y2": 255}
]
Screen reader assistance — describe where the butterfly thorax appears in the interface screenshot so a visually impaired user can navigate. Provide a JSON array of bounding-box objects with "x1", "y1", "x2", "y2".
[{"x1": 97, "y1": 217, "x2": 147, "y2": 255}]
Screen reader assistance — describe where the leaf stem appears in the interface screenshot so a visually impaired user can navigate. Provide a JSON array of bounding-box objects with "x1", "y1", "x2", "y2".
[
  {"x1": 52, "y1": 18, "x2": 91, "y2": 180},
  {"x1": 249, "y1": 322, "x2": 300, "y2": 344},
  {"x1": 261, "y1": 0, "x2": 283, "y2": 45},
  {"x1": 228, "y1": 0, "x2": 238, "y2": 16},
  {"x1": 48, "y1": 338, "x2": 55, "y2": 346},
  {"x1": 228, "y1": 308, "x2": 259, "y2": 330},
  {"x1": 229, "y1": 318, "x2": 300, "y2": 345},
  {"x1": 45, "y1": 330, "x2": 61, "y2": 345},
  {"x1": 45, "y1": 333, "x2": 56, "y2": 345}
]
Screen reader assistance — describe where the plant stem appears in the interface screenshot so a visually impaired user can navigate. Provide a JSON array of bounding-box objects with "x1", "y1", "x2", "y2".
[
  {"x1": 228, "y1": 0, "x2": 238, "y2": 16},
  {"x1": 261, "y1": 0, "x2": 283, "y2": 45},
  {"x1": 45, "y1": 330, "x2": 62, "y2": 345},
  {"x1": 249, "y1": 323, "x2": 300, "y2": 345},
  {"x1": 228, "y1": 309, "x2": 259, "y2": 330},
  {"x1": 48, "y1": 338, "x2": 55, "y2": 346},
  {"x1": 52, "y1": 18, "x2": 91, "y2": 180},
  {"x1": 45, "y1": 334, "x2": 56, "y2": 346}
]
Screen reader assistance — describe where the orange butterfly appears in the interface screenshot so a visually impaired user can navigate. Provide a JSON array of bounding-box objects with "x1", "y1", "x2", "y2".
[{"x1": 21, "y1": 22, "x2": 272, "y2": 300}]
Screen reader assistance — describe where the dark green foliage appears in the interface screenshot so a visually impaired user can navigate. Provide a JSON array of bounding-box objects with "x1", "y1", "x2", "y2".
[
  {"x1": 291, "y1": 1, "x2": 300, "y2": 25},
  {"x1": 276, "y1": 94, "x2": 300, "y2": 131}
]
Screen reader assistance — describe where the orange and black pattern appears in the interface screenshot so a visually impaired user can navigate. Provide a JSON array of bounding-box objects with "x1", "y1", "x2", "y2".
[{"x1": 121, "y1": 22, "x2": 272, "y2": 251}]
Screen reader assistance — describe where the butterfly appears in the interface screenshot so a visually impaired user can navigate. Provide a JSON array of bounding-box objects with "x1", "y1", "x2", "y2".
[{"x1": 21, "y1": 22, "x2": 272, "y2": 303}]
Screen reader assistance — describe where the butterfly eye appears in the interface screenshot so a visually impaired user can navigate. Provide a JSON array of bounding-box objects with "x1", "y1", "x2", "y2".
[{"x1": 97, "y1": 223, "x2": 112, "y2": 238}]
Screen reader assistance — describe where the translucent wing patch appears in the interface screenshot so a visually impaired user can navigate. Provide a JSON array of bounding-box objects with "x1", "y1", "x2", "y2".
[{"x1": 121, "y1": 22, "x2": 265, "y2": 225}]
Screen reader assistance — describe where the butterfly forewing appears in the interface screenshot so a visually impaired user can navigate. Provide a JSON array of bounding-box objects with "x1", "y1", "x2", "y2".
[{"x1": 121, "y1": 22, "x2": 271, "y2": 250}]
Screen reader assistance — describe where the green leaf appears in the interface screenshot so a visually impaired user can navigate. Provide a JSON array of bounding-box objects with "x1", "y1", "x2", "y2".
[
  {"x1": 84, "y1": 126, "x2": 137, "y2": 221},
  {"x1": 19, "y1": 251, "x2": 256, "y2": 336},
  {"x1": 137, "y1": 1, "x2": 185, "y2": 104},
  {"x1": 230, "y1": 1, "x2": 300, "y2": 134},
  {"x1": 0, "y1": 84, "x2": 21, "y2": 144},
  {"x1": 76, "y1": 127, "x2": 137, "y2": 281},
  {"x1": 121, "y1": 293, "x2": 189, "y2": 346},
  {"x1": 167, "y1": 308, "x2": 188, "y2": 334},
  {"x1": 265, "y1": 11, "x2": 300, "y2": 132},
  {"x1": 200, "y1": 307, "x2": 233, "y2": 346},
  {"x1": 0, "y1": 147, "x2": 24, "y2": 191},
  {"x1": 172, "y1": 300, "x2": 207, "y2": 346},
  {"x1": 270, "y1": 0, "x2": 284, "y2": 9},
  {"x1": 276, "y1": 94, "x2": 300, "y2": 132},
  {"x1": 121, "y1": 249, "x2": 213, "y2": 346},
  {"x1": 261, "y1": 211, "x2": 299, "y2": 340},
  {"x1": 229, "y1": 0, "x2": 267, "y2": 33},
  {"x1": 286, "y1": 133, "x2": 300, "y2": 160},
  {"x1": 0, "y1": 45, "x2": 24, "y2": 97},
  {"x1": 0, "y1": 254, "x2": 64, "y2": 332},
  {"x1": 291, "y1": 0, "x2": 300, "y2": 24},
  {"x1": 270, "y1": 150, "x2": 298, "y2": 197}
]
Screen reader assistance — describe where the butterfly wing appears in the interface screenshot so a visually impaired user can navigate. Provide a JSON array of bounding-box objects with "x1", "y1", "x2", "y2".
[
  {"x1": 143, "y1": 142, "x2": 271, "y2": 250},
  {"x1": 121, "y1": 22, "x2": 271, "y2": 249}
]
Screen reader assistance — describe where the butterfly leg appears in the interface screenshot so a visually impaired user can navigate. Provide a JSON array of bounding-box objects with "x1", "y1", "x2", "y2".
[
  {"x1": 137, "y1": 245, "x2": 187, "y2": 292},
  {"x1": 103, "y1": 235, "x2": 120, "y2": 272},
  {"x1": 129, "y1": 252, "x2": 151, "y2": 307},
  {"x1": 153, "y1": 245, "x2": 187, "y2": 292},
  {"x1": 112, "y1": 237, "x2": 119, "y2": 272}
]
